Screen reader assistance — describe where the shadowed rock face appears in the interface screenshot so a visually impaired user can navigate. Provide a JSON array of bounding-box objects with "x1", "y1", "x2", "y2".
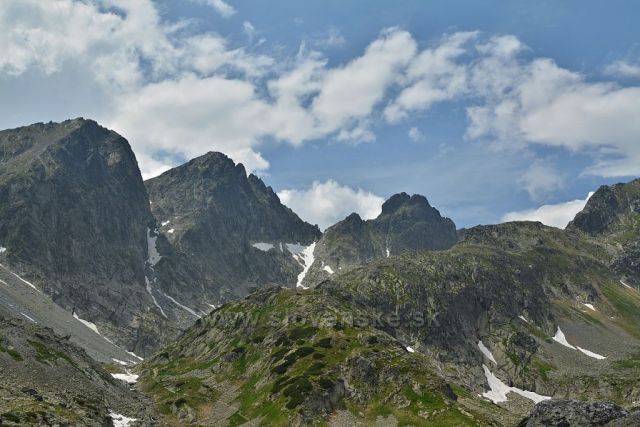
[
  {"x1": 302, "y1": 192, "x2": 457, "y2": 286},
  {"x1": 525, "y1": 400, "x2": 629, "y2": 427},
  {"x1": 567, "y1": 179, "x2": 640, "y2": 288},
  {"x1": 567, "y1": 179, "x2": 640, "y2": 237},
  {"x1": 0, "y1": 119, "x2": 173, "y2": 355},
  {"x1": 145, "y1": 151, "x2": 321, "y2": 307},
  {"x1": 0, "y1": 118, "x2": 150, "y2": 287}
]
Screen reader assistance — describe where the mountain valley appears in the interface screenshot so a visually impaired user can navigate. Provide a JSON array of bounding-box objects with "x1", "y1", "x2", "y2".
[{"x1": 0, "y1": 119, "x2": 639, "y2": 426}]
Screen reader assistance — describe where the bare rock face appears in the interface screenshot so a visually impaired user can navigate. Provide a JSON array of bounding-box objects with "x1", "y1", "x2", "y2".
[
  {"x1": 567, "y1": 179, "x2": 640, "y2": 237},
  {"x1": 525, "y1": 400, "x2": 628, "y2": 426},
  {"x1": 0, "y1": 119, "x2": 174, "y2": 355},
  {"x1": 567, "y1": 179, "x2": 640, "y2": 288},
  {"x1": 303, "y1": 192, "x2": 457, "y2": 286},
  {"x1": 0, "y1": 317, "x2": 156, "y2": 426},
  {"x1": 145, "y1": 151, "x2": 321, "y2": 308}
]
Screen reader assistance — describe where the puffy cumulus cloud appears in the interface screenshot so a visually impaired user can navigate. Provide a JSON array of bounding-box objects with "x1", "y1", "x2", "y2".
[
  {"x1": 312, "y1": 28, "x2": 416, "y2": 133},
  {"x1": 501, "y1": 192, "x2": 594, "y2": 229},
  {"x1": 464, "y1": 52, "x2": 640, "y2": 179},
  {"x1": 277, "y1": 180, "x2": 384, "y2": 230},
  {"x1": 0, "y1": 1, "x2": 420, "y2": 177},
  {"x1": 0, "y1": 0, "x2": 269, "y2": 85},
  {"x1": 4, "y1": 2, "x2": 640, "y2": 185},
  {"x1": 108, "y1": 75, "x2": 272, "y2": 173},
  {"x1": 382, "y1": 32, "x2": 640, "y2": 185},
  {"x1": 384, "y1": 31, "x2": 477, "y2": 123}
]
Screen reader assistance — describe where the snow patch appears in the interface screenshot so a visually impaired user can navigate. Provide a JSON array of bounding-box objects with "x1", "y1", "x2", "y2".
[
  {"x1": 147, "y1": 229, "x2": 162, "y2": 266},
  {"x1": 576, "y1": 346, "x2": 607, "y2": 360},
  {"x1": 20, "y1": 312, "x2": 37, "y2": 323},
  {"x1": 0, "y1": 264, "x2": 40, "y2": 292},
  {"x1": 161, "y1": 220, "x2": 170, "y2": 226},
  {"x1": 553, "y1": 327, "x2": 607, "y2": 359},
  {"x1": 0, "y1": 247, "x2": 6, "y2": 254},
  {"x1": 111, "y1": 372, "x2": 139, "y2": 383},
  {"x1": 293, "y1": 242, "x2": 316, "y2": 289},
  {"x1": 478, "y1": 341, "x2": 497, "y2": 364},
  {"x1": 406, "y1": 346, "x2": 415, "y2": 353},
  {"x1": 386, "y1": 247, "x2": 390, "y2": 258},
  {"x1": 108, "y1": 411, "x2": 137, "y2": 427},
  {"x1": 482, "y1": 364, "x2": 551, "y2": 404},
  {"x1": 252, "y1": 242, "x2": 274, "y2": 251},
  {"x1": 323, "y1": 265, "x2": 334, "y2": 274},
  {"x1": 73, "y1": 312, "x2": 100, "y2": 335},
  {"x1": 126, "y1": 351, "x2": 143, "y2": 361},
  {"x1": 167, "y1": 228, "x2": 175, "y2": 234},
  {"x1": 620, "y1": 279, "x2": 633, "y2": 290},
  {"x1": 552, "y1": 327, "x2": 576, "y2": 350},
  {"x1": 160, "y1": 291, "x2": 201, "y2": 318},
  {"x1": 112, "y1": 358, "x2": 129, "y2": 366},
  {"x1": 583, "y1": 303, "x2": 596, "y2": 311},
  {"x1": 518, "y1": 315, "x2": 529, "y2": 323},
  {"x1": 145, "y1": 277, "x2": 167, "y2": 318},
  {"x1": 206, "y1": 303, "x2": 219, "y2": 310}
]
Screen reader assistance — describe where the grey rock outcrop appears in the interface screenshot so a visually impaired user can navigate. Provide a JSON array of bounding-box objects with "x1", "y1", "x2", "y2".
[
  {"x1": 303, "y1": 192, "x2": 457, "y2": 286},
  {"x1": 0, "y1": 118, "x2": 175, "y2": 355},
  {"x1": 525, "y1": 400, "x2": 629, "y2": 426},
  {"x1": 145, "y1": 151, "x2": 321, "y2": 308}
]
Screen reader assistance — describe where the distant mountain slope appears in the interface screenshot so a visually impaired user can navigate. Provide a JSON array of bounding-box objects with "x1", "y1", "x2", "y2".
[
  {"x1": 567, "y1": 178, "x2": 640, "y2": 288},
  {"x1": 302, "y1": 192, "x2": 457, "y2": 286},
  {"x1": 145, "y1": 152, "x2": 321, "y2": 310},
  {"x1": 0, "y1": 317, "x2": 155, "y2": 426},
  {"x1": 0, "y1": 119, "x2": 174, "y2": 356},
  {"x1": 567, "y1": 178, "x2": 640, "y2": 239},
  {"x1": 0, "y1": 262, "x2": 143, "y2": 364},
  {"x1": 138, "y1": 286, "x2": 519, "y2": 426},
  {"x1": 139, "y1": 212, "x2": 640, "y2": 424}
]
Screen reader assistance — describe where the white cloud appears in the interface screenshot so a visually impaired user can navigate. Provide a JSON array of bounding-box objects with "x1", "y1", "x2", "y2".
[
  {"x1": 519, "y1": 160, "x2": 565, "y2": 201},
  {"x1": 605, "y1": 60, "x2": 640, "y2": 79},
  {"x1": 243, "y1": 21, "x2": 256, "y2": 43},
  {"x1": 408, "y1": 127, "x2": 424, "y2": 142},
  {"x1": 312, "y1": 28, "x2": 417, "y2": 133},
  {"x1": 108, "y1": 74, "x2": 272, "y2": 173},
  {"x1": 465, "y1": 53, "x2": 640, "y2": 179},
  {"x1": 501, "y1": 192, "x2": 594, "y2": 229},
  {"x1": 277, "y1": 180, "x2": 384, "y2": 230},
  {"x1": 3, "y1": 2, "x2": 640, "y2": 187},
  {"x1": 197, "y1": 0, "x2": 236, "y2": 18},
  {"x1": 384, "y1": 31, "x2": 477, "y2": 123}
]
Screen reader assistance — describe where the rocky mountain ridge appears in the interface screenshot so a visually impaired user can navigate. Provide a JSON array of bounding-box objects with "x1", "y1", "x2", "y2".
[
  {"x1": 302, "y1": 191, "x2": 458, "y2": 287},
  {"x1": 145, "y1": 151, "x2": 321, "y2": 314},
  {"x1": 135, "y1": 178, "x2": 640, "y2": 425},
  {"x1": 1, "y1": 118, "x2": 639, "y2": 426}
]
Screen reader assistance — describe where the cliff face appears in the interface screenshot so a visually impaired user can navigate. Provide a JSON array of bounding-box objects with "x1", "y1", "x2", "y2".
[
  {"x1": 302, "y1": 192, "x2": 457, "y2": 286},
  {"x1": 0, "y1": 119, "x2": 175, "y2": 355},
  {"x1": 145, "y1": 152, "x2": 321, "y2": 309},
  {"x1": 567, "y1": 179, "x2": 640, "y2": 288}
]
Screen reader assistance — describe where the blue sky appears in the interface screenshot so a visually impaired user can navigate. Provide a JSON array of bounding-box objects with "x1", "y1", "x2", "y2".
[{"x1": 1, "y1": 1, "x2": 639, "y2": 229}]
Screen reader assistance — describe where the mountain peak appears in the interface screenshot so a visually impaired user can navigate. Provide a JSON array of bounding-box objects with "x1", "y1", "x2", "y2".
[
  {"x1": 381, "y1": 192, "x2": 432, "y2": 215},
  {"x1": 381, "y1": 192, "x2": 411, "y2": 214},
  {"x1": 567, "y1": 178, "x2": 640, "y2": 238}
]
